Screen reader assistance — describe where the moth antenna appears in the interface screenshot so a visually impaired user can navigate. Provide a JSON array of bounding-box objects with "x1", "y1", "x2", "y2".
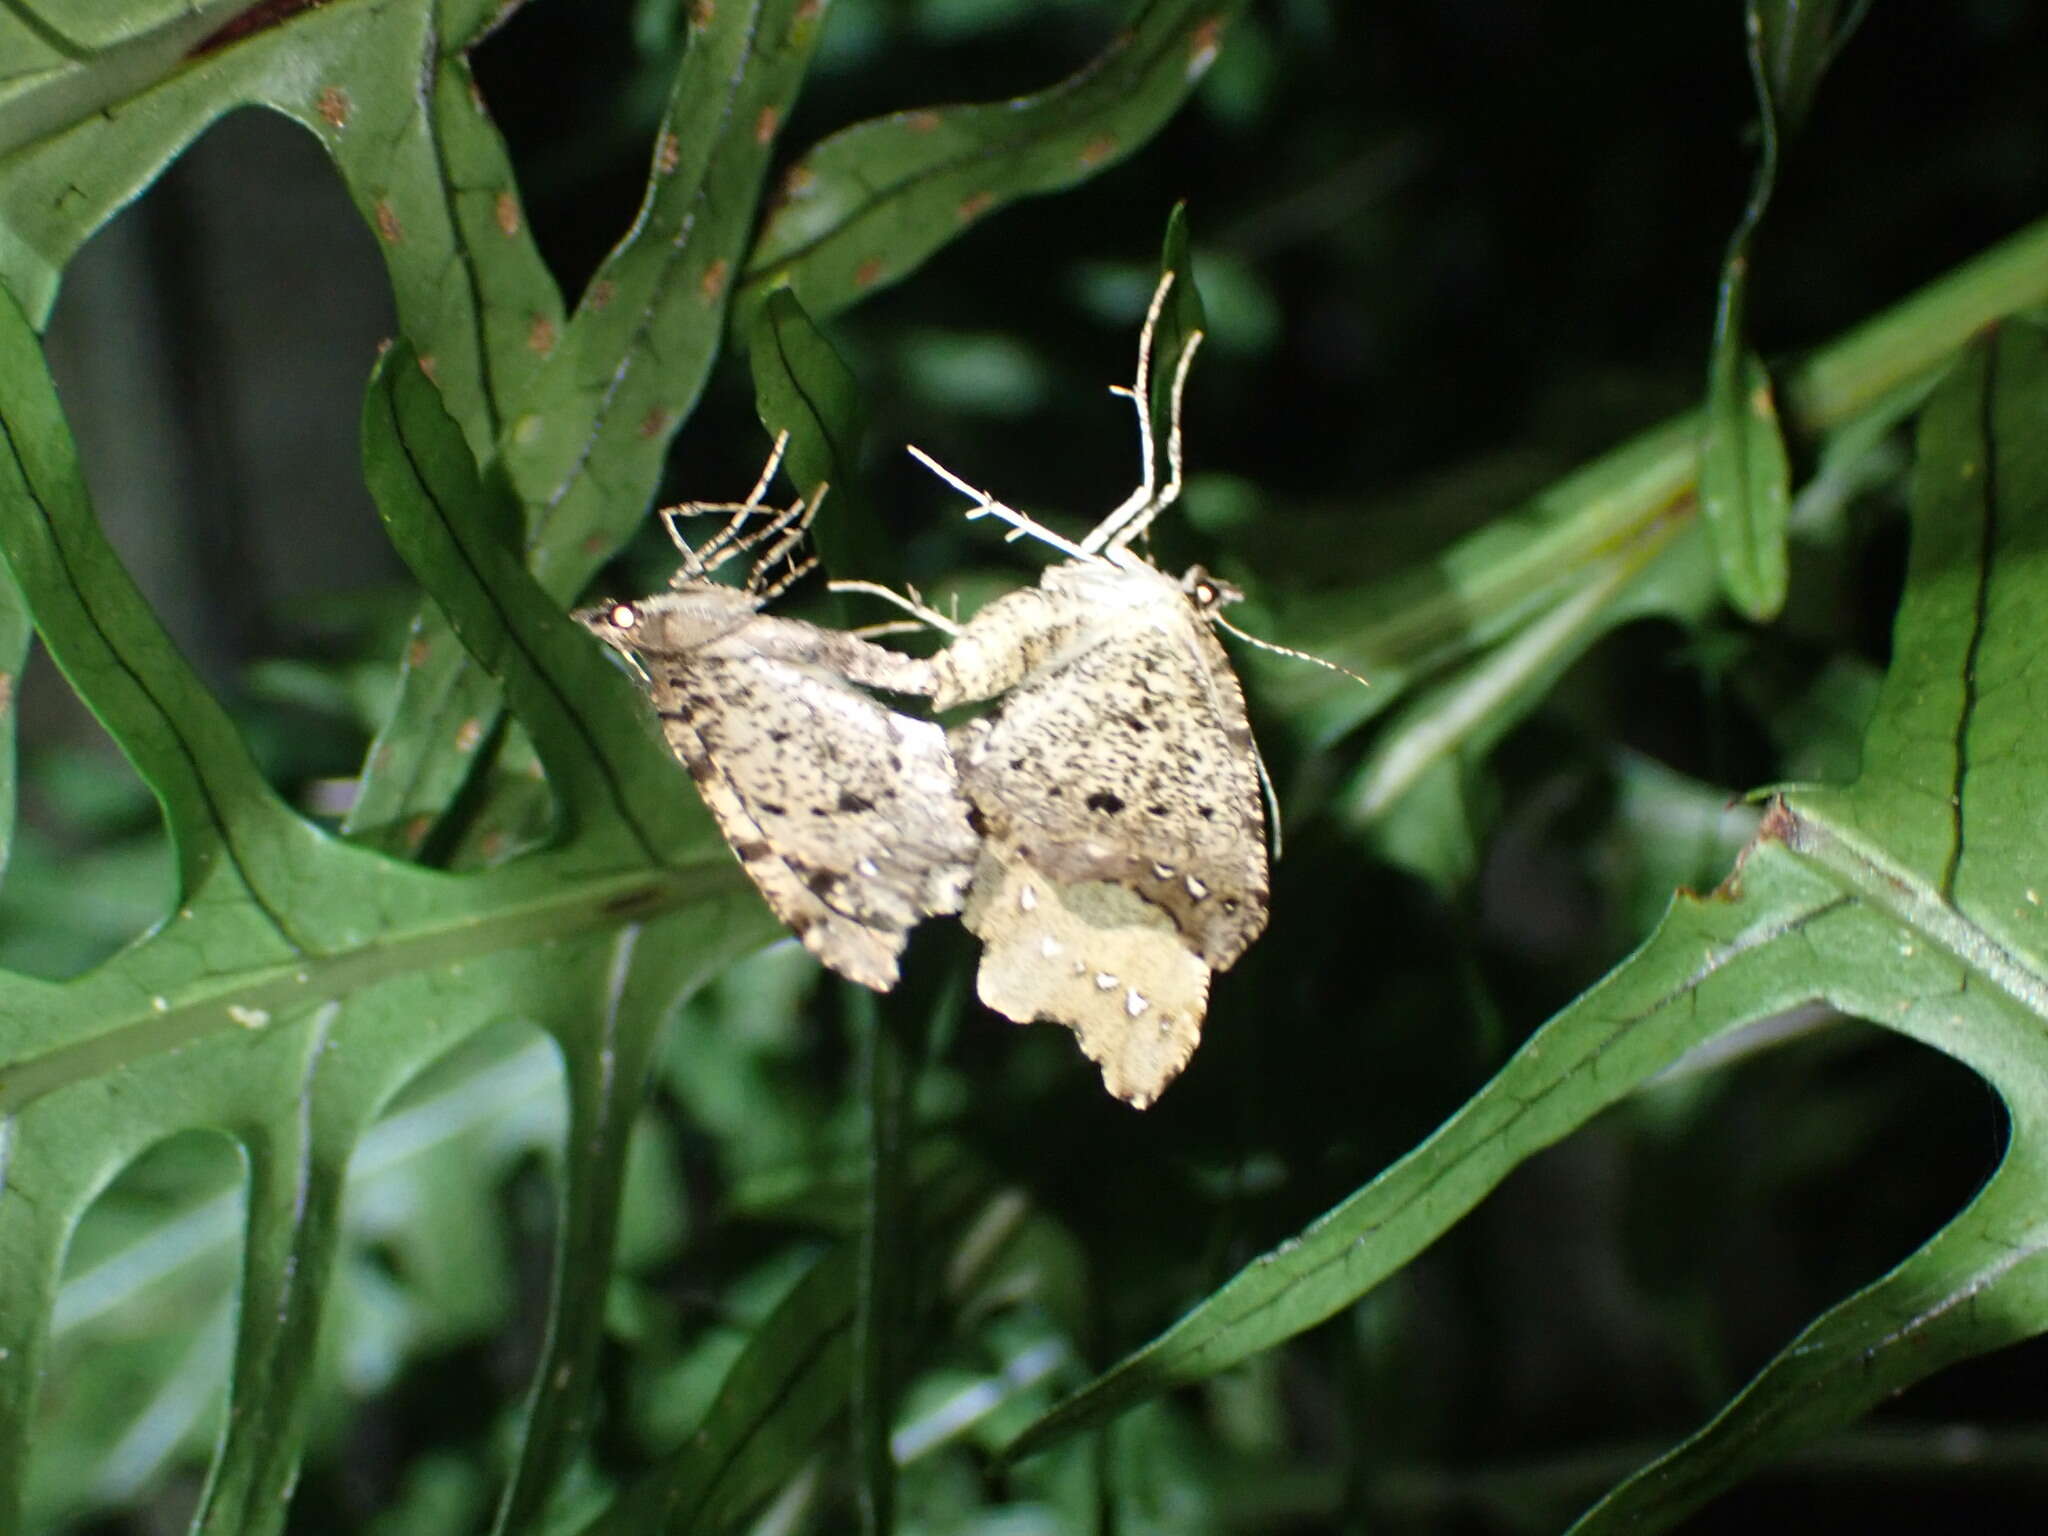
[
  {"x1": 1083, "y1": 272, "x2": 1202, "y2": 554},
  {"x1": 906, "y1": 444, "x2": 1093, "y2": 561},
  {"x1": 1212, "y1": 610, "x2": 1373, "y2": 692},
  {"x1": 829, "y1": 578, "x2": 964, "y2": 636},
  {"x1": 1079, "y1": 271, "x2": 1174, "y2": 554}
]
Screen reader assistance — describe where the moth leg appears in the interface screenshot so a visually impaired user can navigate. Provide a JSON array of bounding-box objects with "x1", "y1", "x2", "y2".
[
  {"x1": 829, "y1": 579, "x2": 964, "y2": 637},
  {"x1": 659, "y1": 431, "x2": 799, "y2": 574},
  {"x1": 743, "y1": 430, "x2": 793, "y2": 509},
  {"x1": 746, "y1": 486, "x2": 826, "y2": 598},
  {"x1": 665, "y1": 485, "x2": 815, "y2": 590},
  {"x1": 752, "y1": 548, "x2": 820, "y2": 604},
  {"x1": 846, "y1": 618, "x2": 930, "y2": 640},
  {"x1": 906, "y1": 445, "x2": 1093, "y2": 561}
]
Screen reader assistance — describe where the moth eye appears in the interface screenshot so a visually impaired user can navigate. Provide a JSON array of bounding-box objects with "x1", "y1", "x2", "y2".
[{"x1": 609, "y1": 603, "x2": 639, "y2": 629}]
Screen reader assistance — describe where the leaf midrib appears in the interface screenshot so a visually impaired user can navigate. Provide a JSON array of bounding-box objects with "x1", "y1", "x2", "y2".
[
  {"x1": 1770, "y1": 796, "x2": 2048, "y2": 1022},
  {"x1": 0, "y1": 851, "x2": 744, "y2": 1112}
]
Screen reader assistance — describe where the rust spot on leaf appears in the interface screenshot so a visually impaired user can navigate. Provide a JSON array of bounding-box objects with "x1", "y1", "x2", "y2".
[
  {"x1": 315, "y1": 85, "x2": 350, "y2": 130},
  {"x1": 905, "y1": 110, "x2": 941, "y2": 134},
  {"x1": 854, "y1": 255, "x2": 884, "y2": 288},
  {"x1": 1188, "y1": 14, "x2": 1227, "y2": 76},
  {"x1": 700, "y1": 258, "x2": 730, "y2": 303},
  {"x1": 455, "y1": 719, "x2": 483, "y2": 753},
  {"x1": 403, "y1": 814, "x2": 433, "y2": 850},
  {"x1": 495, "y1": 191, "x2": 521, "y2": 237},
  {"x1": 478, "y1": 830, "x2": 508, "y2": 862},
  {"x1": 528, "y1": 314, "x2": 556, "y2": 356},
  {"x1": 1079, "y1": 134, "x2": 1117, "y2": 167},
  {"x1": 416, "y1": 353, "x2": 439, "y2": 384},
  {"x1": 583, "y1": 533, "x2": 610, "y2": 558},
  {"x1": 782, "y1": 164, "x2": 817, "y2": 199},
  {"x1": 656, "y1": 131, "x2": 681, "y2": 176},
  {"x1": 639, "y1": 406, "x2": 671, "y2": 440},
  {"x1": 755, "y1": 106, "x2": 780, "y2": 145},
  {"x1": 375, "y1": 200, "x2": 404, "y2": 243},
  {"x1": 407, "y1": 636, "x2": 431, "y2": 667},
  {"x1": 691, "y1": 0, "x2": 715, "y2": 25},
  {"x1": 958, "y1": 190, "x2": 994, "y2": 222},
  {"x1": 0, "y1": 672, "x2": 11, "y2": 714},
  {"x1": 588, "y1": 279, "x2": 617, "y2": 312},
  {"x1": 1756, "y1": 797, "x2": 1796, "y2": 845}
]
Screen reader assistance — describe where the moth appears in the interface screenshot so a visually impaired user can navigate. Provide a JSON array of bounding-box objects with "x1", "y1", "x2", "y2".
[
  {"x1": 576, "y1": 442, "x2": 979, "y2": 991},
  {"x1": 838, "y1": 275, "x2": 1271, "y2": 1107}
]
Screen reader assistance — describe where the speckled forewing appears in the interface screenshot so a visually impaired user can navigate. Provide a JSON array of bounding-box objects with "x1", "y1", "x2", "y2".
[
  {"x1": 948, "y1": 592, "x2": 1269, "y2": 969},
  {"x1": 579, "y1": 591, "x2": 978, "y2": 992}
]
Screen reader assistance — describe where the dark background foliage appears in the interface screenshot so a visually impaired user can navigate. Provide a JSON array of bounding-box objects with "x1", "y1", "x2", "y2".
[{"x1": 18, "y1": 0, "x2": 2048, "y2": 1529}]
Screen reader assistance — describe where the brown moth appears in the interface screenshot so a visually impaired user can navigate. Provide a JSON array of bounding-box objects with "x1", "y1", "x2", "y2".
[
  {"x1": 577, "y1": 443, "x2": 978, "y2": 991},
  {"x1": 837, "y1": 275, "x2": 1270, "y2": 1106}
]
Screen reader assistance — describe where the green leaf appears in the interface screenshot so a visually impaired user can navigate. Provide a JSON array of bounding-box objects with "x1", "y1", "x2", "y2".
[
  {"x1": 0, "y1": 493, "x2": 31, "y2": 884},
  {"x1": 1005, "y1": 320, "x2": 2048, "y2": 1526},
  {"x1": 0, "y1": 268, "x2": 773, "y2": 1534},
  {"x1": 358, "y1": 342, "x2": 709, "y2": 865},
  {"x1": 1700, "y1": 340, "x2": 1793, "y2": 621},
  {"x1": 589, "y1": 1240, "x2": 860, "y2": 1535},
  {"x1": 587, "y1": 1171, "x2": 990, "y2": 1535},
  {"x1": 1, "y1": 1, "x2": 559, "y2": 457},
  {"x1": 738, "y1": 0, "x2": 1243, "y2": 324},
  {"x1": 745, "y1": 287, "x2": 891, "y2": 593},
  {"x1": 1697, "y1": 0, "x2": 1867, "y2": 621},
  {"x1": 1270, "y1": 216, "x2": 2048, "y2": 810},
  {"x1": 0, "y1": 282, "x2": 318, "y2": 920},
  {"x1": 346, "y1": 0, "x2": 827, "y2": 854},
  {"x1": 1752, "y1": 0, "x2": 1874, "y2": 141},
  {"x1": 1578, "y1": 317, "x2": 2048, "y2": 1528}
]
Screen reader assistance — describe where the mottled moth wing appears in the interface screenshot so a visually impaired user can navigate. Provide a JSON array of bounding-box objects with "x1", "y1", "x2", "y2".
[
  {"x1": 930, "y1": 558, "x2": 1270, "y2": 1106},
  {"x1": 828, "y1": 263, "x2": 1281, "y2": 1104},
  {"x1": 578, "y1": 575, "x2": 976, "y2": 993}
]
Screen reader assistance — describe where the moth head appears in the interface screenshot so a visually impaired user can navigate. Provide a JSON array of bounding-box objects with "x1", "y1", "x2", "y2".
[
  {"x1": 1180, "y1": 566, "x2": 1244, "y2": 616},
  {"x1": 573, "y1": 598, "x2": 649, "y2": 651}
]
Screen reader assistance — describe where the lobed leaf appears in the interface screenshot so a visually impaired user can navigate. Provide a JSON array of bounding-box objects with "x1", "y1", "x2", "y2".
[
  {"x1": 347, "y1": 0, "x2": 827, "y2": 853},
  {"x1": 738, "y1": 0, "x2": 1242, "y2": 324},
  {"x1": 0, "y1": 264, "x2": 775, "y2": 1532},
  {"x1": 1006, "y1": 318, "x2": 2048, "y2": 1527}
]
